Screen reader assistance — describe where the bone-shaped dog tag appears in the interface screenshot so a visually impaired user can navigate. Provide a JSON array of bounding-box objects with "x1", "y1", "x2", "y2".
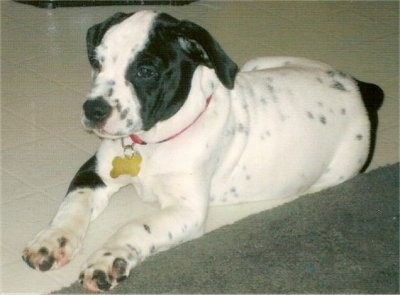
[{"x1": 110, "y1": 153, "x2": 142, "y2": 178}]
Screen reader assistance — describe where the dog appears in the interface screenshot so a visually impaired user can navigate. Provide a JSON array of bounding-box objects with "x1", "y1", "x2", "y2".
[{"x1": 22, "y1": 10, "x2": 383, "y2": 292}]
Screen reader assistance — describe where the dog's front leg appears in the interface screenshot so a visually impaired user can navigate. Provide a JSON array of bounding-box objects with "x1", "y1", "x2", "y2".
[
  {"x1": 80, "y1": 173, "x2": 208, "y2": 292},
  {"x1": 22, "y1": 154, "x2": 124, "y2": 272}
]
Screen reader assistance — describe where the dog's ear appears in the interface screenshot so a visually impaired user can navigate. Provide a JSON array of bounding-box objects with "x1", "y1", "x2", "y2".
[
  {"x1": 86, "y1": 12, "x2": 133, "y2": 69},
  {"x1": 177, "y1": 20, "x2": 238, "y2": 89}
]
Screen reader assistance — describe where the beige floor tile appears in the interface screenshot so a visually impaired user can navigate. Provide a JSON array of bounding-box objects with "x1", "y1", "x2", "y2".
[
  {"x1": 4, "y1": 89, "x2": 84, "y2": 135},
  {"x1": 57, "y1": 127, "x2": 101, "y2": 154},
  {"x1": 1, "y1": 110, "x2": 51, "y2": 150},
  {"x1": 1, "y1": 171, "x2": 39, "y2": 204},
  {"x1": 2, "y1": 137, "x2": 90, "y2": 189},
  {"x1": 1, "y1": 64, "x2": 66, "y2": 100},
  {"x1": 20, "y1": 53, "x2": 91, "y2": 93},
  {"x1": 379, "y1": 96, "x2": 400, "y2": 130}
]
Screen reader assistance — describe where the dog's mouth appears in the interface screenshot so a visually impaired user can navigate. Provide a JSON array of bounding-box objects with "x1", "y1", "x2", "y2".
[{"x1": 81, "y1": 113, "x2": 134, "y2": 140}]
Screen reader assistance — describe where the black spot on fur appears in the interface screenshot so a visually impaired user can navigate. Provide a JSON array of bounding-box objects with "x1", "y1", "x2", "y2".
[
  {"x1": 116, "y1": 100, "x2": 122, "y2": 112},
  {"x1": 326, "y1": 70, "x2": 335, "y2": 77},
  {"x1": 320, "y1": 115, "x2": 327, "y2": 125},
  {"x1": 104, "y1": 252, "x2": 112, "y2": 256},
  {"x1": 143, "y1": 224, "x2": 151, "y2": 234},
  {"x1": 332, "y1": 81, "x2": 347, "y2": 91},
  {"x1": 126, "y1": 119, "x2": 133, "y2": 127},
  {"x1": 260, "y1": 97, "x2": 267, "y2": 105},
  {"x1": 120, "y1": 108, "x2": 129, "y2": 120},
  {"x1": 58, "y1": 237, "x2": 67, "y2": 248}
]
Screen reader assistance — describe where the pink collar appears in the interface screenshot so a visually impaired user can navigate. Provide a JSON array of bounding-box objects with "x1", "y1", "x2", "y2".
[{"x1": 130, "y1": 95, "x2": 212, "y2": 145}]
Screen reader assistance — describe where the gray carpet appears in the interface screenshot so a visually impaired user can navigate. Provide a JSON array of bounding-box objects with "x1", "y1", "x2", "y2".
[{"x1": 55, "y1": 163, "x2": 399, "y2": 294}]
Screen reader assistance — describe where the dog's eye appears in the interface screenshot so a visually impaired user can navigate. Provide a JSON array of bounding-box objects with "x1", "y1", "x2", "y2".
[{"x1": 136, "y1": 66, "x2": 157, "y2": 79}]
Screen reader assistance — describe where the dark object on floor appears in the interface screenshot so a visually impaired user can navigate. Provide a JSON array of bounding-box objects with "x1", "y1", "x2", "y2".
[
  {"x1": 13, "y1": 0, "x2": 197, "y2": 9},
  {"x1": 54, "y1": 163, "x2": 399, "y2": 294}
]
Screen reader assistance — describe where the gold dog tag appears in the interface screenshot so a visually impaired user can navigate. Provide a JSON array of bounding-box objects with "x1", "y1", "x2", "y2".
[
  {"x1": 110, "y1": 154, "x2": 142, "y2": 178},
  {"x1": 110, "y1": 139, "x2": 142, "y2": 178}
]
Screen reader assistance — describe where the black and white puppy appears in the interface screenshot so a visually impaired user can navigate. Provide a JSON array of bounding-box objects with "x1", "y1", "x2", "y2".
[{"x1": 22, "y1": 11, "x2": 383, "y2": 292}]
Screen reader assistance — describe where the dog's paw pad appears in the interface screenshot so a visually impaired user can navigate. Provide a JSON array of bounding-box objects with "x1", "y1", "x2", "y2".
[
  {"x1": 22, "y1": 229, "x2": 79, "y2": 271},
  {"x1": 80, "y1": 256, "x2": 131, "y2": 292}
]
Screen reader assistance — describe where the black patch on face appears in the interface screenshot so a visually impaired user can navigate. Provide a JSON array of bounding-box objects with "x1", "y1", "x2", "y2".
[
  {"x1": 120, "y1": 108, "x2": 129, "y2": 120},
  {"x1": 125, "y1": 14, "x2": 198, "y2": 131},
  {"x1": 126, "y1": 119, "x2": 133, "y2": 128}
]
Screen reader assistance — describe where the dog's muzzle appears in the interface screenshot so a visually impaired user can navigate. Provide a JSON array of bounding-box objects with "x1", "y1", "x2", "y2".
[{"x1": 82, "y1": 97, "x2": 112, "y2": 128}]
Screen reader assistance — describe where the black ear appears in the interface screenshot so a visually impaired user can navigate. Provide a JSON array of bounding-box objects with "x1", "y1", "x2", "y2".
[
  {"x1": 86, "y1": 12, "x2": 133, "y2": 69},
  {"x1": 178, "y1": 20, "x2": 238, "y2": 89}
]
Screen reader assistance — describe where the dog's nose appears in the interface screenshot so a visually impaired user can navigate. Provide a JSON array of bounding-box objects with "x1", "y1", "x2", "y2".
[{"x1": 83, "y1": 97, "x2": 112, "y2": 124}]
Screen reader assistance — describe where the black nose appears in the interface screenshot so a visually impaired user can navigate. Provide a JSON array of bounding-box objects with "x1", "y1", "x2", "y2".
[{"x1": 83, "y1": 97, "x2": 112, "y2": 124}]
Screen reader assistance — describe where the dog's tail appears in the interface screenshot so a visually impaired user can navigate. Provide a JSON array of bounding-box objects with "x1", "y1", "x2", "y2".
[{"x1": 355, "y1": 79, "x2": 384, "y2": 173}]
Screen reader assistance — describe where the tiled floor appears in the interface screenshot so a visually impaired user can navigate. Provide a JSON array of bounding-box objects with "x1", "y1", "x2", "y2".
[{"x1": 1, "y1": 0, "x2": 398, "y2": 293}]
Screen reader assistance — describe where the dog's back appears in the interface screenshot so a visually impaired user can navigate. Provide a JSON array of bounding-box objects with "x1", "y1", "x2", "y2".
[{"x1": 209, "y1": 58, "x2": 383, "y2": 204}]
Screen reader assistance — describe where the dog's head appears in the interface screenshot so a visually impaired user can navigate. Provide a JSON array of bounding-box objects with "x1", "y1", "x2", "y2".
[{"x1": 82, "y1": 11, "x2": 238, "y2": 139}]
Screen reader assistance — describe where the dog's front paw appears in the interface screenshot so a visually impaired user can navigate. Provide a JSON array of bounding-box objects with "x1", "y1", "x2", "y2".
[
  {"x1": 79, "y1": 248, "x2": 137, "y2": 292},
  {"x1": 22, "y1": 228, "x2": 80, "y2": 271}
]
